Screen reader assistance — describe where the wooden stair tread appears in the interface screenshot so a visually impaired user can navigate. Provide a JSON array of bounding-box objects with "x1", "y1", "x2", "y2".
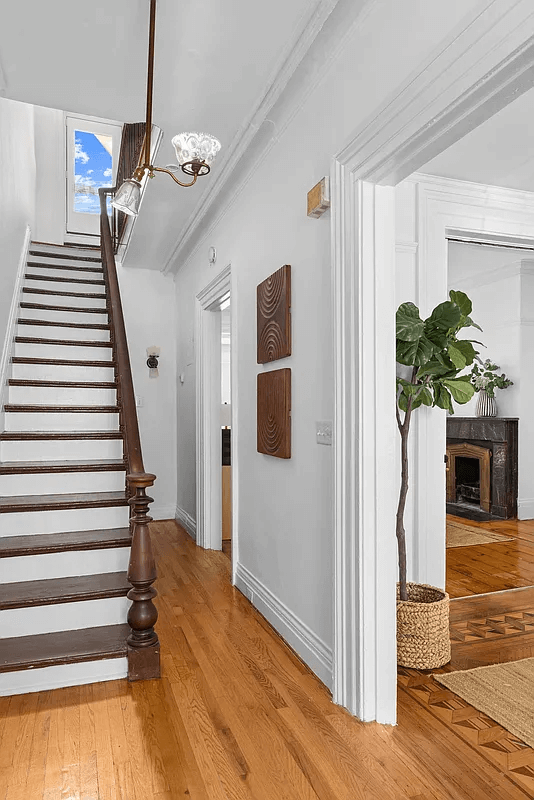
[
  {"x1": 20, "y1": 302, "x2": 107, "y2": 314},
  {"x1": 26, "y1": 262, "x2": 104, "y2": 274},
  {"x1": 0, "y1": 572, "x2": 130, "y2": 610},
  {"x1": 0, "y1": 459, "x2": 126, "y2": 474},
  {"x1": 12, "y1": 356, "x2": 115, "y2": 367},
  {"x1": 4, "y1": 404, "x2": 118, "y2": 413},
  {"x1": 29, "y1": 251, "x2": 102, "y2": 263},
  {"x1": 0, "y1": 491, "x2": 128, "y2": 514},
  {"x1": 8, "y1": 379, "x2": 116, "y2": 389},
  {"x1": 15, "y1": 336, "x2": 111, "y2": 347},
  {"x1": 23, "y1": 287, "x2": 106, "y2": 299},
  {"x1": 0, "y1": 431, "x2": 123, "y2": 440},
  {"x1": 0, "y1": 528, "x2": 131, "y2": 558},
  {"x1": 17, "y1": 318, "x2": 110, "y2": 331},
  {"x1": 25, "y1": 273, "x2": 105, "y2": 286},
  {"x1": 0, "y1": 624, "x2": 129, "y2": 673}
]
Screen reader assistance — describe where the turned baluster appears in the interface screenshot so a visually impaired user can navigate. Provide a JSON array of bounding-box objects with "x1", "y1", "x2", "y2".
[{"x1": 126, "y1": 472, "x2": 161, "y2": 680}]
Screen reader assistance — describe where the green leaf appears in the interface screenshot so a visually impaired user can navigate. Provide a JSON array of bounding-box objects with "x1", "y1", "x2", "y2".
[
  {"x1": 396, "y1": 303, "x2": 424, "y2": 342},
  {"x1": 454, "y1": 340, "x2": 477, "y2": 365},
  {"x1": 448, "y1": 344, "x2": 467, "y2": 370},
  {"x1": 418, "y1": 387, "x2": 433, "y2": 407},
  {"x1": 442, "y1": 379, "x2": 475, "y2": 404},
  {"x1": 425, "y1": 301, "x2": 462, "y2": 333},
  {"x1": 398, "y1": 391, "x2": 408, "y2": 412},
  {"x1": 434, "y1": 384, "x2": 453, "y2": 412},
  {"x1": 396, "y1": 335, "x2": 436, "y2": 366},
  {"x1": 464, "y1": 316, "x2": 483, "y2": 332},
  {"x1": 449, "y1": 290, "x2": 472, "y2": 318}
]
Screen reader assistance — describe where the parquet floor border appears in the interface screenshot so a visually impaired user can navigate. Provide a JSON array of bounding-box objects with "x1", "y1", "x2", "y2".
[{"x1": 399, "y1": 599, "x2": 534, "y2": 798}]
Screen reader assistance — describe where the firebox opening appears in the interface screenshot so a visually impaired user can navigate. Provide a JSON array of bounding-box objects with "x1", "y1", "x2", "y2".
[{"x1": 456, "y1": 456, "x2": 480, "y2": 506}]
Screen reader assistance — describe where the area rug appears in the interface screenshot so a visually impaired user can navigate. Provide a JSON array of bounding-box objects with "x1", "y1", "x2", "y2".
[
  {"x1": 435, "y1": 658, "x2": 534, "y2": 748},
  {"x1": 446, "y1": 520, "x2": 510, "y2": 548}
]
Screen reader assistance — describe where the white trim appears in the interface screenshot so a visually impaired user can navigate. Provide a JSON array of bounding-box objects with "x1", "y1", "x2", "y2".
[
  {"x1": 331, "y1": 2, "x2": 534, "y2": 724},
  {"x1": 196, "y1": 265, "x2": 232, "y2": 550},
  {"x1": 518, "y1": 499, "x2": 534, "y2": 521},
  {"x1": 0, "y1": 225, "x2": 31, "y2": 429},
  {"x1": 234, "y1": 563, "x2": 333, "y2": 687},
  {"x1": 0, "y1": 657, "x2": 127, "y2": 697},
  {"x1": 175, "y1": 505, "x2": 197, "y2": 539},
  {"x1": 396, "y1": 242, "x2": 418, "y2": 255}
]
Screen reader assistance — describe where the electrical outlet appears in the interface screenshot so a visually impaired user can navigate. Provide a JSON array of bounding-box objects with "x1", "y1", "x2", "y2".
[
  {"x1": 242, "y1": 584, "x2": 254, "y2": 603},
  {"x1": 135, "y1": 395, "x2": 143, "y2": 408},
  {"x1": 316, "y1": 420, "x2": 333, "y2": 445}
]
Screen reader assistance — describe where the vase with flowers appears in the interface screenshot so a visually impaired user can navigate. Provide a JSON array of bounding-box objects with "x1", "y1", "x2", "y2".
[{"x1": 470, "y1": 359, "x2": 513, "y2": 417}]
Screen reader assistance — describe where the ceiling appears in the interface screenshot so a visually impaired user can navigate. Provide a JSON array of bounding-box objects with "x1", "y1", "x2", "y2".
[
  {"x1": 423, "y1": 86, "x2": 534, "y2": 192},
  {"x1": 0, "y1": 0, "x2": 334, "y2": 270}
]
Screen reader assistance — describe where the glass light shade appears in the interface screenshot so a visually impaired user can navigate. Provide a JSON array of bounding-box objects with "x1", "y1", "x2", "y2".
[
  {"x1": 111, "y1": 178, "x2": 142, "y2": 216},
  {"x1": 171, "y1": 132, "x2": 221, "y2": 174}
]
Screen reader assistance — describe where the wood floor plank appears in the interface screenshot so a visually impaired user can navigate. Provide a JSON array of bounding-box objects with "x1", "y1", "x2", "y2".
[{"x1": 3, "y1": 519, "x2": 534, "y2": 799}]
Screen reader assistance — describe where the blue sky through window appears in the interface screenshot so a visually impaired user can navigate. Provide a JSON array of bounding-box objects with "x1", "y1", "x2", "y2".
[{"x1": 74, "y1": 130, "x2": 113, "y2": 214}]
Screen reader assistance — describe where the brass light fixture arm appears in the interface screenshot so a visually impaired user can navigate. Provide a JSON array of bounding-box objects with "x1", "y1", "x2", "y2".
[{"x1": 149, "y1": 165, "x2": 198, "y2": 187}]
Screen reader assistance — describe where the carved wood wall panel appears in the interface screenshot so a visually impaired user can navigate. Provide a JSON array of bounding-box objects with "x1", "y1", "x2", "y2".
[
  {"x1": 257, "y1": 368, "x2": 291, "y2": 458},
  {"x1": 257, "y1": 265, "x2": 291, "y2": 363}
]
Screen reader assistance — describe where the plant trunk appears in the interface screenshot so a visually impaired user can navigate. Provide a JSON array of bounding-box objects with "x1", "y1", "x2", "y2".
[{"x1": 396, "y1": 420, "x2": 410, "y2": 601}]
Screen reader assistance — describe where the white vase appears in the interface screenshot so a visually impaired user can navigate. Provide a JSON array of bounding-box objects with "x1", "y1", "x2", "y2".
[{"x1": 476, "y1": 389, "x2": 497, "y2": 417}]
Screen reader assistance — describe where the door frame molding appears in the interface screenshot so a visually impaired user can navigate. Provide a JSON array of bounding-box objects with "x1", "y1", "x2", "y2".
[
  {"x1": 195, "y1": 265, "x2": 233, "y2": 552},
  {"x1": 331, "y1": 3, "x2": 534, "y2": 723}
]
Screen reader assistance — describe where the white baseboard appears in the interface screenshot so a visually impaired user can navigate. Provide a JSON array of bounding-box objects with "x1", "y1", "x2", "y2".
[
  {"x1": 0, "y1": 656, "x2": 127, "y2": 697},
  {"x1": 234, "y1": 563, "x2": 333, "y2": 689},
  {"x1": 151, "y1": 504, "x2": 177, "y2": 521},
  {"x1": 518, "y1": 499, "x2": 534, "y2": 521},
  {"x1": 175, "y1": 505, "x2": 197, "y2": 539},
  {"x1": 0, "y1": 225, "x2": 31, "y2": 428}
]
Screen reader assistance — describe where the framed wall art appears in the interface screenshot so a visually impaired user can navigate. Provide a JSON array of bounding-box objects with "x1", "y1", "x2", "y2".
[{"x1": 257, "y1": 265, "x2": 291, "y2": 364}]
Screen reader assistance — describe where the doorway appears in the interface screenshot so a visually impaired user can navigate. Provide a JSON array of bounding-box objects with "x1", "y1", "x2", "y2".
[{"x1": 195, "y1": 265, "x2": 236, "y2": 576}]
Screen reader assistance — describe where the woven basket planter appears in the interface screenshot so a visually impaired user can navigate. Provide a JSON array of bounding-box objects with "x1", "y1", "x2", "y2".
[{"x1": 397, "y1": 582, "x2": 451, "y2": 669}]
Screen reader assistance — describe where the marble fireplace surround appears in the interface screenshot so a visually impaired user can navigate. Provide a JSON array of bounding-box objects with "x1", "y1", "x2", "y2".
[{"x1": 446, "y1": 417, "x2": 518, "y2": 521}]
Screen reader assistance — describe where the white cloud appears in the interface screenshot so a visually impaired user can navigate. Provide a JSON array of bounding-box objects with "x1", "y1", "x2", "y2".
[
  {"x1": 75, "y1": 139, "x2": 90, "y2": 164},
  {"x1": 87, "y1": 169, "x2": 93, "y2": 174},
  {"x1": 103, "y1": 168, "x2": 112, "y2": 178}
]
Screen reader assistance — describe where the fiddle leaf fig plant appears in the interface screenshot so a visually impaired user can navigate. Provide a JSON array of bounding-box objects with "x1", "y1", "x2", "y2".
[{"x1": 396, "y1": 290, "x2": 482, "y2": 601}]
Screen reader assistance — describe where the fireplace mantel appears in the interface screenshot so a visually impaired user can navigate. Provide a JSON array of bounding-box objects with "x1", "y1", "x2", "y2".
[{"x1": 446, "y1": 417, "x2": 518, "y2": 520}]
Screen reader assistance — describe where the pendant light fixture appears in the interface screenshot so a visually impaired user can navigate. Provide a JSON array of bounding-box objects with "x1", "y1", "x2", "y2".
[{"x1": 112, "y1": 0, "x2": 221, "y2": 216}]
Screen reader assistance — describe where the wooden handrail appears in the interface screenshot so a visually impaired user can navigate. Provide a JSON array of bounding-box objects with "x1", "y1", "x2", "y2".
[{"x1": 99, "y1": 187, "x2": 160, "y2": 680}]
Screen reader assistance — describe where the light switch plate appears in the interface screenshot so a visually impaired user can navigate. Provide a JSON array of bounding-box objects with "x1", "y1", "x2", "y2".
[{"x1": 316, "y1": 420, "x2": 332, "y2": 445}]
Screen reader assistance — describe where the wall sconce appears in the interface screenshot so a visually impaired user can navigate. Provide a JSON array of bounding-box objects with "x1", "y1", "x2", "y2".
[{"x1": 147, "y1": 346, "x2": 160, "y2": 378}]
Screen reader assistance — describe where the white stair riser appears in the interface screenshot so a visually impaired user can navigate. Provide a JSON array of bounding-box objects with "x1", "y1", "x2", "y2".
[
  {"x1": 0, "y1": 596, "x2": 130, "y2": 637},
  {"x1": 11, "y1": 363, "x2": 115, "y2": 382},
  {"x1": 0, "y1": 504, "x2": 130, "y2": 536},
  {"x1": 0, "y1": 469, "x2": 126, "y2": 496},
  {"x1": 25, "y1": 265, "x2": 104, "y2": 281},
  {"x1": 25, "y1": 278, "x2": 105, "y2": 295},
  {"x1": 0, "y1": 437, "x2": 124, "y2": 462},
  {"x1": 15, "y1": 342, "x2": 113, "y2": 361},
  {"x1": 19, "y1": 307, "x2": 108, "y2": 325},
  {"x1": 22, "y1": 292, "x2": 106, "y2": 309},
  {"x1": 0, "y1": 547, "x2": 130, "y2": 583},
  {"x1": 17, "y1": 323, "x2": 110, "y2": 342},
  {"x1": 0, "y1": 657, "x2": 128, "y2": 697},
  {"x1": 8, "y1": 385, "x2": 117, "y2": 406},
  {"x1": 5, "y1": 411, "x2": 119, "y2": 432}
]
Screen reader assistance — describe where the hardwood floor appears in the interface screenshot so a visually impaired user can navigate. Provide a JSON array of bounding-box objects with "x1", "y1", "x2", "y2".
[
  {"x1": 2, "y1": 520, "x2": 533, "y2": 800},
  {"x1": 447, "y1": 514, "x2": 534, "y2": 598}
]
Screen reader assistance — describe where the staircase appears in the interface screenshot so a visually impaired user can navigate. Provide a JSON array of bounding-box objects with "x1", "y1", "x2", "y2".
[{"x1": 0, "y1": 242, "x2": 134, "y2": 695}]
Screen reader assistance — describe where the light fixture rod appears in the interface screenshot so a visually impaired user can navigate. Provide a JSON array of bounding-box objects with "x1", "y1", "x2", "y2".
[{"x1": 142, "y1": 0, "x2": 157, "y2": 171}]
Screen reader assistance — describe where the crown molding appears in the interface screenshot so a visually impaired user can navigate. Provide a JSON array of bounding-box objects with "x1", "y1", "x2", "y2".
[{"x1": 162, "y1": 0, "x2": 376, "y2": 275}]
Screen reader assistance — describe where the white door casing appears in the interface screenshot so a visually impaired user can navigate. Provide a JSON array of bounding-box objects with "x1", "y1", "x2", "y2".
[{"x1": 332, "y1": 1, "x2": 534, "y2": 724}]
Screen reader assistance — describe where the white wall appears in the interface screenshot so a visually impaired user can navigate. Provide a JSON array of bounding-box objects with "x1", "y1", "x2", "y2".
[
  {"x1": 117, "y1": 266, "x2": 177, "y2": 519},
  {"x1": 172, "y1": 0, "x2": 484, "y2": 683},
  {"x1": 0, "y1": 98, "x2": 35, "y2": 348},
  {"x1": 33, "y1": 105, "x2": 64, "y2": 245}
]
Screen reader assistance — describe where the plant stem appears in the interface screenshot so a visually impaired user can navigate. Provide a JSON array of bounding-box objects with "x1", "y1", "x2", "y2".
[{"x1": 396, "y1": 366, "x2": 417, "y2": 602}]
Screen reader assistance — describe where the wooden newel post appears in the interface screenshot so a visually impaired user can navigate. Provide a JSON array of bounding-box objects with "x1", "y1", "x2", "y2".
[{"x1": 126, "y1": 472, "x2": 161, "y2": 680}]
